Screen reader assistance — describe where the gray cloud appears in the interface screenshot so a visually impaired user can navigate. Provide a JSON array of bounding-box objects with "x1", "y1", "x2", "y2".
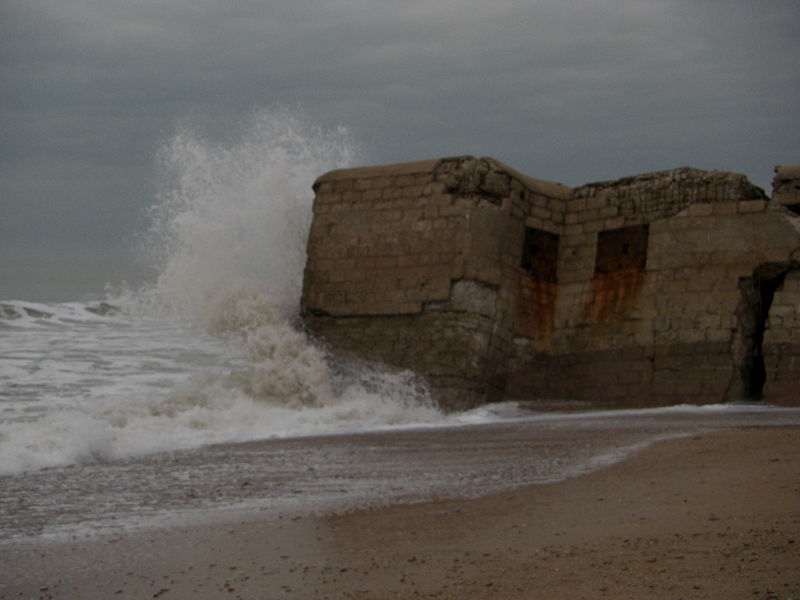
[{"x1": 2, "y1": 0, "x2": 798, "y2": 267}]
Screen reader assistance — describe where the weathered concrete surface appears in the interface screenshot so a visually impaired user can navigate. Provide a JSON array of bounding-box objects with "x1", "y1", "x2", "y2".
[
  {"x1": 302, "y1": 157, "x2": 568, "y2": 408},
  {"x1": 301, "y1": 158, "x2": 800, "y2": 409},
  {"x1": 773, "y1": 164, "x2": 800, "y2": 209}
]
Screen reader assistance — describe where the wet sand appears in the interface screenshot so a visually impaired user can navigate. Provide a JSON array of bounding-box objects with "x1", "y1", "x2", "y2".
[{"x1": 3, "y1": 426, "x2": 798, "y2": 599}]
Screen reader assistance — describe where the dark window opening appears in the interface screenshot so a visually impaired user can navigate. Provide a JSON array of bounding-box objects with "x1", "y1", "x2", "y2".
[
  {"x1": 786, "y1": 203, "x2": 800, "y2": 217},
  {"x1": 595, "y1": 224, "x2": 649, "y2": 275},
  {"x1": 521, "y1": 228, "x2": 559, "y2": 283}
]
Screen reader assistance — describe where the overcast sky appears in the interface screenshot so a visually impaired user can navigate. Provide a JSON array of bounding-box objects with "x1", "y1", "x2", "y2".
[{"x1": 2, "y1": 0, "x2": 799, "y2": 276}]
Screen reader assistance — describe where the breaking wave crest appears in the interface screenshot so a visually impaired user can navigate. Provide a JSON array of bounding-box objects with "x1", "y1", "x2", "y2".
[
  {"x1": 142, "y1": 108, "x2": 354, "y2": 321},
  {"x1": 140, "y1": 109, "x2": 444, "y2": 431},
  {"x1": 142, "y1": 109, "x2": 438, "y2": 409}
]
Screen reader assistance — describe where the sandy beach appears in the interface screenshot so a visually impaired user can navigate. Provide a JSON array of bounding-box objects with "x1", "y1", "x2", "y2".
[{"x1": 3, "y1": 426, "x2": 798, "y2": 599}]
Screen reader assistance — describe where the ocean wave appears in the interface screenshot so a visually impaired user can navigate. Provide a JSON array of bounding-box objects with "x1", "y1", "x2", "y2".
[
  {"x1": 0, "y1": 363, "x2": 443, "y2": 475},
  {"x1": 0, "y1": 109, "x2": 448, "y2": 475},
  {"x1": 0, "y1": 300, "x2": 122, "y2": 329}
]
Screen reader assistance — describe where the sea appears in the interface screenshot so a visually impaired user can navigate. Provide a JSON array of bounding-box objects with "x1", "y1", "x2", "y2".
[{"x1": 2, "y1": 110, "x2": 799, "y2": 547}]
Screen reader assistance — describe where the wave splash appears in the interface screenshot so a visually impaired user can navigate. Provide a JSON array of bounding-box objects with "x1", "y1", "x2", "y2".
[
  {"x1": 138, "y1": 108, "x2": 445, "y2": 435},
  {"x1": 143, "y1": 108, "x2": 353, "y2": 321},
  {"x1": 143, "y1": 109, "x2": 439, "y2": 413},
  {"x1": 0, "y1": 110, "x2": 443, "y2": 474}
]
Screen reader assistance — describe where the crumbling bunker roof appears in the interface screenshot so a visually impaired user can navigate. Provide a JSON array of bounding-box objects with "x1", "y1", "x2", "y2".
[{"x1": 313, "y1": 155, "x2": 572, "y2": 201}]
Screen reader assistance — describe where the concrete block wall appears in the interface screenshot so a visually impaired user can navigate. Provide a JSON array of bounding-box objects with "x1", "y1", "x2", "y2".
[
  {"x1": 308, "y1": 311, "x2": 497, "y2": 403},
  {"x1": 301, "y1": 156, "x2": 571, "y2": 409},
  {"x1": 302, "y1": 157, "x2": 800, "y2": 408},
  {"x1": 772, "y1": 165, "x2": 800, "y2": 210},
  {"x1": 549, "y1": 168, "x2": 768, "y2": 353},
  {"x1": 764, "y1": 269, "x2": 800, "y2": 403},
  {"x1": 302, "y1": 158, "x2": 462, "y2": 317},
  {"x1": 506, "y1": 168, "x2": 800, "y2": 406}
]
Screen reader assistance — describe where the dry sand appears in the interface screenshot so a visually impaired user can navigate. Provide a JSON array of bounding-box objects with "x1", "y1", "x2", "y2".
[{"x1": 3, "y1": 426, "x2": 798, "y2": 599}]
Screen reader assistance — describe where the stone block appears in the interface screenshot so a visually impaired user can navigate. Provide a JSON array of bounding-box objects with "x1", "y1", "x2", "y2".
[
  {"x1": 772, "y1": 164, "x2": 800, "y2": 206},
  {"x1": 381, "y1": 187, "x2": 406, "y2": 200},
  {"x1": 582, "y1": 220, "x2": 605, "y2": 233},
  {"x1": 450, "y1": 280, "x2": 497, "y2": 317},
  {"x1": 331, "y1": 179, "x2": 355, "y2": 192},
  {"x1": 586, "y1": 195, "x2": 607, "y2": 210},
  {"x1": 567, "y1": 197, "x2": 587, "y2": 212},
  {"x1": 439, "y1": 203, "x2": 468, "y2": 217},
  {"x1": 738, "y1": 199, "x2": 767, "y2": 213},
  {"x1": 685, "y1": 203, "x2": 714, "y2": 217},
  {"x1": 304, "y1": 157, "x2": 799, "y2": 408},
  {"x1": 530, "y1": 205, "x2": 552, "y2": 220},
  {"x1": 685, "y1": 277, "x2": 714, "y2": 293},
  {"x1": 363, "y1": 189, "x2": 381, "y2": 202},
  {"x1": 429, "y1": 194, "x2": 454, "y2": 206},
  {"x1": 712, "y1": 202, "x2": 738, "y2": 215},
  {"x1": 603, "y1": 216, "x2": 626, "y2": 230}
]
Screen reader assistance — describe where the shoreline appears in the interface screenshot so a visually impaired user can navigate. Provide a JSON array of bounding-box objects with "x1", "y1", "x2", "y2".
[{"x1": 3, "y1": 425, "x2": 799, "y2": 599}]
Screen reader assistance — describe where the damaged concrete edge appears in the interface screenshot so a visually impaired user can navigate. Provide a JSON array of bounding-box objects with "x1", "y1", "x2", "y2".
[
  {"x1": 424, "y1": 279, "x2": 499, "y2": 319},
  {"x1": 479, "y1": 157, "x2": 572, "y2": 200},
  {"x1": 313, "y1": 155, "x2": 573, "y2": 200},
  {"x1": 772, "y1": 164, "x2": 800, "y2": 213},
  {"x1": 307, "y1": 278, "x2": 499, "y2": 320},
  {"x1": 726, "y1": 257, "x2": 800, "y2": 401},
  {"x1": 313, "y1": 158, "x2": 443, "y2": 188},
  {"x1": 576, "y1": 166, "x2": 768, "y2": 196},
  {"x1": 774, "y1": 164, "x2": 800, "y2": 180}
]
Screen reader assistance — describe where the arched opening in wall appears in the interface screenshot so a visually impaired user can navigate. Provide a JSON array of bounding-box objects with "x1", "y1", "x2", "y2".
[{"x1": 728, "y1": 262, "x2": 798, "y2": 401}]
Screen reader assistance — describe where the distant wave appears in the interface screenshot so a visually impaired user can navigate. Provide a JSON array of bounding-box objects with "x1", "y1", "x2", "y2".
[{"x1": 0, "y1": 300, "x2": 121, "y2": 327}]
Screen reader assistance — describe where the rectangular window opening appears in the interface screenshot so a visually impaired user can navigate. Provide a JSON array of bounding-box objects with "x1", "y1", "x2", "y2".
[
  {"x1": 595, "y1": 224, "x2": 649, "y2": 275},
  {"x1": 521, "y1": 228, "x2": 559, "y2": 283}
]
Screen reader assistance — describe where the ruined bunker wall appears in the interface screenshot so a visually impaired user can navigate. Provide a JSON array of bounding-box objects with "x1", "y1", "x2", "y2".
[
  {"x1": 301, "y1": 158, "x2": 485, "y2": 408},
  {"x1": 301, "y1": 158, "x2": 457, "y2": 317},
  {"x1": 646, "y1": 207, "x2": 800, "y2": 405},
  {"x1": 306, "y1": 311, "x2": 498, "y2": 409},
  {"x1": 763, "y1": 269, "x2": 800, "y2": 404},
  {"x1": 762, "y1": 164, "x2": 800, "y2": 404},
  {"x1": 506, "y1": 168, "x2": 799, "y2": 406},
  {"x1": 553, "y1": 168, "x2": 769, "y2": 354},
  {"x1": 303, "y1": 158, "x2": 799, "y2": 408},
  {"x1": 772, "y1": 164, "x2": 800, "y2": 212},
  {"x1": 457, "y1": 158, "x2": 570, "y2": 397},
  {"x1": 301, "y1": 156, "x2": 570, "y2": 408}
]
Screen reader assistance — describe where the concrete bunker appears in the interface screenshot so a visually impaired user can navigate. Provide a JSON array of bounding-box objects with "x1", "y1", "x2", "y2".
[{"x1": 302, "y1": 159, "x2": 800, "y2": 409}]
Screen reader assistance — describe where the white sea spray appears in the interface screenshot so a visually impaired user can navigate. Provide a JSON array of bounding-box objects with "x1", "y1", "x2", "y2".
[
  {"x1": 0, "y1": 109, "x2": 444, "y2": 475},
  {"x1": 142, "y1": 109, "x2": 354, "y2": 321}
]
